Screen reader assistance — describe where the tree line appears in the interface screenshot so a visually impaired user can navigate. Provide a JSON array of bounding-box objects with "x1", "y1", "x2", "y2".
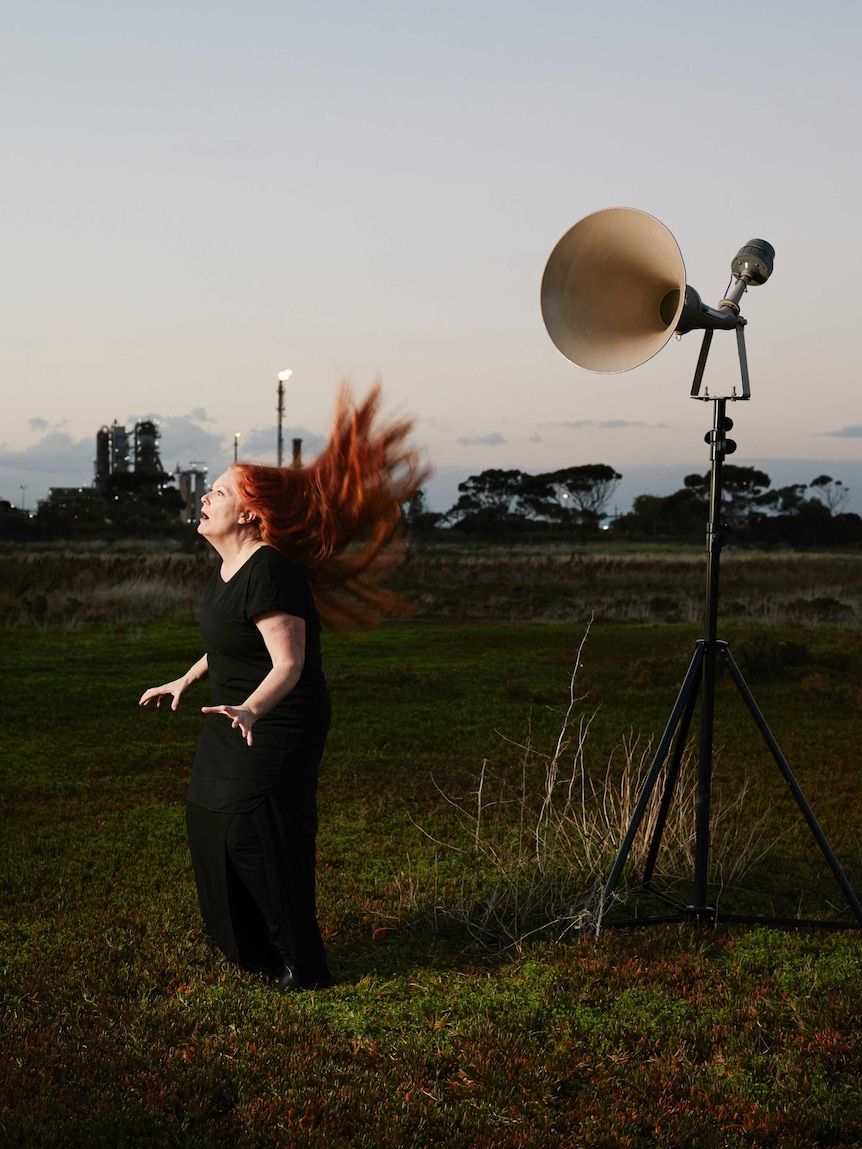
[
  {"x1": 1, "y1": 463, "x2": 858, "y2": 546},
  {"x1": 402, "y1": 464, "x2": 861, "y2": 546}
]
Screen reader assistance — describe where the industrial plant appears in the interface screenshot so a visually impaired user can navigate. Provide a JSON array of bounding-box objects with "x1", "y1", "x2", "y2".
[
  {"x1": 40, "y1": 420, "x2": 207, "y2": 533},
  {"x1": 6, "y1": 388, "x2": 307, "y2": 539}
]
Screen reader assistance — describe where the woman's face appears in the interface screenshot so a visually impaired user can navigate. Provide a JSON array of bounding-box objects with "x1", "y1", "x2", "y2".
[{"x1": 198, "y1": 469, "x2": 247, "y2": 541}]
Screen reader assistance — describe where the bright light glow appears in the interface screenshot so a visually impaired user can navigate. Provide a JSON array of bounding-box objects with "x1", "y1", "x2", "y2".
[{"x1": 277, "y1": 369, "x2": 293, "y2": 382}]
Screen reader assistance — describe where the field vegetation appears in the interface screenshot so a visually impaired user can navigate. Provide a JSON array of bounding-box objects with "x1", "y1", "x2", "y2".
[
  {"x1": 2, "y1": 542, "x2": 861, "y2": 1146},
  {"x1": 2, "y1": 542, "x2": 861, "y2": 629}
]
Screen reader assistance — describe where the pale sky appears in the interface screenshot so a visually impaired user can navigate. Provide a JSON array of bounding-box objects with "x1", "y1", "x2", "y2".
[{"x1": 3, "y1": 0, "x2": 861, "y2": 513}]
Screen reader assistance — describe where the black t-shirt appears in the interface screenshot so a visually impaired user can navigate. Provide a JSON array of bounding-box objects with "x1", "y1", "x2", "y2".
[
  {"x1": 200, "y1": 545, "x2": 325, "y2": 713},
  {"x1": 187, "y1": 546, "x2": 329, "y2": 812}
]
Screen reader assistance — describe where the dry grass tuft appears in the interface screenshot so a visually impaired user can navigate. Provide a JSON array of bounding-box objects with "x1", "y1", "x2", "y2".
[{"x1": 409, "y1": 622, "x2": 778, "y2": 947}]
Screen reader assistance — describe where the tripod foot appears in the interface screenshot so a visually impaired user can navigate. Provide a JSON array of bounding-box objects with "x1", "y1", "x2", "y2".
[{"x1": 684, "y1": 904, "x2": 717, "y2": 925}]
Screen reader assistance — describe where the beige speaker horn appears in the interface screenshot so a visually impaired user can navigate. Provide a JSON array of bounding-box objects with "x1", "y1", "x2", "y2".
[{"x1": 541, "y1": 207, "x2": 688, "y2": 374}]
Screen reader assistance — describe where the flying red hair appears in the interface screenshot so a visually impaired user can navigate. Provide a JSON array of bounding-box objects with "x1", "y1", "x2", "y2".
[{"x1": 231, "y1": 383, "x2": 429, "y2": 631}]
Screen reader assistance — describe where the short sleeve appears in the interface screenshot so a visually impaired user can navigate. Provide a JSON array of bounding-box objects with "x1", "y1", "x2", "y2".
[{"x1": 244, "y1": 549, "x2": 311, "y2": 622}]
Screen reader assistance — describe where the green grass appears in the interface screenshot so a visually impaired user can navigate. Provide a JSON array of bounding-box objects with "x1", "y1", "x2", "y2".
[{"x1": 2, "y1": 597, "x2": 862, "y2": 1144}]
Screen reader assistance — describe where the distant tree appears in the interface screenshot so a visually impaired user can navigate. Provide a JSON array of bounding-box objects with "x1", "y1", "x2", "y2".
[
  {"x1": 522, "y1": 465, "x2": 622, "y2": 525},
  {"x1": 553, "y1": 464, "x2": 622, "y2": 517},
  {"x1": 447, "y1": 469, "x2": 532, "y2": 533},
  {"x1": 832, "y1": 513, "x2": 862, "y2": 545},
  {"x1": 756, "y1": 483, "x2": 807, "y2": 516},
  {"x1": 401, "y1": 489, "x2": 443, "y2": 536},
  {"x1": 611, "y1": 464, "x2": 859, "y2": 546},
  {"x1": 454, "y1": 469, "x2": 530, "y2": 514},
  {"x1": 0, "y1": 500, "x2": 36, "y2": 542},
  {"x1": 446, "y1": 465, "x2": 622, "y2": 535},
  {"x1": 809, "y1": 474, "x2": 850, "y2": 514},
  {"x1": 611, "y1": 487, "x2": 705, "y2": 539},
  {"x1": 684, "y1": 465, "x2": 772, "y2": 534}
]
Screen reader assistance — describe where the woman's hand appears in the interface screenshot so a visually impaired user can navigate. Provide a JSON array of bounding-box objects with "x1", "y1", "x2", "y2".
[
  {"x1": 139, "y1": 656, "x2": 207, "y2": 711},
  {"x1": 201, "y1": 704, "x2": 257, "y2": 747},
  {"x1": 139, "y1": 678, "x2": 190, "y2": 711}
]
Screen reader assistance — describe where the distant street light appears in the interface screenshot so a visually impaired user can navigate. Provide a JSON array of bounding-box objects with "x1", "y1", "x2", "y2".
[
  {"x1": 234, "y1": 432, "x2": 240, "y2": 463},
  {"x1": 277, "y1": 369, "x2": 293, "y2": 467},
  {"x1": 19, "y1": 485, "x2": 26, "y2": 512}
]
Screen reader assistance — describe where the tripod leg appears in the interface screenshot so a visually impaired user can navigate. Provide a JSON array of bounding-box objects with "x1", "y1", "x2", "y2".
[
  {"x1": 718, "y1": 645, "x2": 862, "y2": 924},
  {"x1": 602, "y1": 646, "x2": 705, "y2": 908},
  {"x1": 642, "y1": 666, "x2": 701, "y2": 887}
]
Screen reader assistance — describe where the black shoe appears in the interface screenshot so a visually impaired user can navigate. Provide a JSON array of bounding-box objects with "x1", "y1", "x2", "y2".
[
  {"x1": 275, "y1": 964, "x2": 300, "y2": 993},
  {"x1": 275, "y1": 963, "x2": 331, "y2": 994}
]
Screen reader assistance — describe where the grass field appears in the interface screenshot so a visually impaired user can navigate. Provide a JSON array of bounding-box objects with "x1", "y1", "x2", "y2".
[{"x1": 2, "y1": 544, "x2": 861, "y2": 1146}]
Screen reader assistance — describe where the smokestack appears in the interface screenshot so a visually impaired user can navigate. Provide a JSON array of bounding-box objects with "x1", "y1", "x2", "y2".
[
  {"x1": 277, "y1": 380, "x2": 285, "y2": 467},
  {"x1": 292, "y1": 438, "x2": 302, "y2": 468}
]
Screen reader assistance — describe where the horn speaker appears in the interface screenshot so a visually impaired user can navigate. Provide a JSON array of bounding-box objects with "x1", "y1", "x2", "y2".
[{"x1": 541, "y1": 207, "x2": 688, "y2": 374}]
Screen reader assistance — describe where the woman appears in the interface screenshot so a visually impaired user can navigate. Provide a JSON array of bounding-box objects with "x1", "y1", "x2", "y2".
[{"x1": 140, "y1": 384, "x2": 426, "y2": 991}]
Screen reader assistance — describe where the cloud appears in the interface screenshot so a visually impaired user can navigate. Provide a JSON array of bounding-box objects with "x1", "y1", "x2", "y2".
[
  {"x1": 0, "y1": 431, "x2": 96, "y2": 504},
  {"x1": 2, "y1": 432, "x2": 94, "y2": 476},
  {"x1": 823, "y1": 425, "x2": 862, "y2": 438},
  {"x1": 457, "y1": 432, "x2": 507, "y2": 446},
  {"x1": 29, "y1": 417, "x2": 50, "y2": 432},
  {"x1": 420, "y1": 415, "x2": 454, "y2": 433},
  {"x1": 151, "y1": 415, "x2": 236, "y2": 473},
  {"x1": 186, "y1": 407, "x2": 216, "y2": 424},
  {"x1": 552, "y1": 419, "x2": 669, "y2": 430},
  {"x1": 240, "y1": 426, "x2": 326, "y2": 462}
]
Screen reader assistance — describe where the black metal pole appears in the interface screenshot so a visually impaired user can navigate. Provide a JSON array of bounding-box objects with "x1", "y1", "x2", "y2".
[{"x1": 692, "y1": 398, "x2": 731, "y2": 916}]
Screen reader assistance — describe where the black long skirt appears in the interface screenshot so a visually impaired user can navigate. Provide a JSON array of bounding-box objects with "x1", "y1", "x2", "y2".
[{"x1": 185, "y1": 727, "x2": 330, "y2": 986}]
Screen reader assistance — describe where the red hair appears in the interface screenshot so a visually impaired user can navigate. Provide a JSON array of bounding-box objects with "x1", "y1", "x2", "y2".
[{"x1": 232, "y1": 382, "x2": 429, "y2": 631}]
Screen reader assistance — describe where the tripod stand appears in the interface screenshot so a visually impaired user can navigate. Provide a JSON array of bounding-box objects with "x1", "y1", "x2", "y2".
[{"x1": 601, "y1": 393, "x2": 862, "y2": 929}]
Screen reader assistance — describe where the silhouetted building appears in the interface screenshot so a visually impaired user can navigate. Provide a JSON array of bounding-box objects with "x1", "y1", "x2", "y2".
[
  {"x1": 42, "y1": 486, "x2": 106, "y2": 523},
  {"x1": 40, "y1": 419, "x2": 203, "y2": 535},
  {"x1": 176, "y1": 464, "x2": 208, "y2": 524},
  {"x1": 95, "y1": 421, "x2": 132, "y2": 493},
  {"x1": 135, "y1": 420, "x2": 164, "y2": 476}
]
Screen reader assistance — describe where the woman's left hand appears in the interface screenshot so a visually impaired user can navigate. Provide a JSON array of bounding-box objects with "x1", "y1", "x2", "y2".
[{"x1": 201, "y1": 705, "x2": 257, "y2": 746}]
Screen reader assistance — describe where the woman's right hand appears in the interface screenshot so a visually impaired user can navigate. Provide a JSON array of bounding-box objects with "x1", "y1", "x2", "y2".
[{"x1": 139, "y1": 677, "x2": 189, "y2": 711}]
